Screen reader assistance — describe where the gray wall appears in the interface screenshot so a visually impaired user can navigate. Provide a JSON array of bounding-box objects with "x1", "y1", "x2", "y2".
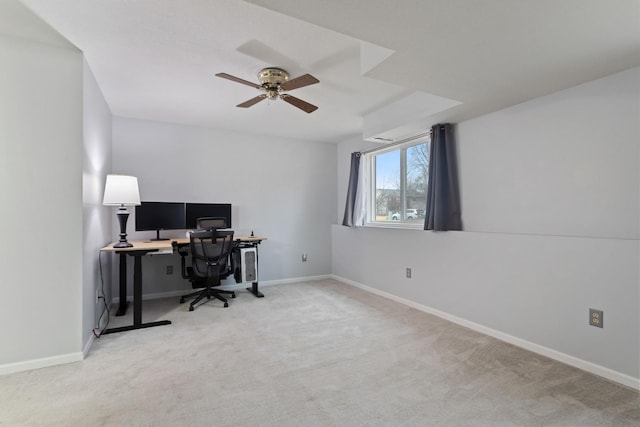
[
  {"x1": 333, "y1": 67, "x2": 640, "y2": 386},
  {"x1": 0, "y1": 32, "x2": 84, "y2": 369},
  {"x1": 110, "y1": 117, "x2": 337, "y2": 297},
  {"x1": 0, "y1": 1, "x2": 113, "y2": 372},
  {"x1": 82, "y1": 59, "x2": 113, "y2": 350}
]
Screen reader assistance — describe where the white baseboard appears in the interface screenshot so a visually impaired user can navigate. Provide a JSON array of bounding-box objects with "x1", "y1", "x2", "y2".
[
  {"x1": 331, "y1": 274, "x2": 640, "y2": 391},
  {"x1": 260, "y1": 274, "x2": 332, "y2": 286},
  {"x1": 5, "y1": 315, "x2": 107, "y2": 376},
  {"x1": 83, "y1": 310, "x2": 110, "y2": 358},
  {"x1": 111, "y1": 275, "x2": 332, "y2": 303},
  {"x1": 83, "y1": 334, "x2": 94, "y2": 358},
  {"x1": 0, "y1": 352, "x2": 84, "y2": 376}
]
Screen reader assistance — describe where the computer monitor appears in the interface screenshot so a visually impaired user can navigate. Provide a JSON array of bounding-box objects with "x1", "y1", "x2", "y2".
[
  {"x1": 135, "y1": 201, "x2": 186, "y2": 240},
  {"x1": 185, "y1": 203, "x2": 232, "y2": 229}
]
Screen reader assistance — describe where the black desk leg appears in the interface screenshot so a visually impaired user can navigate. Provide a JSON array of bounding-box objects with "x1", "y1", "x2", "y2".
[
  {"x1": 103, "y1": 252, "x2": 171, "y2": 335},
  {"x1": 115, "y1": 252, "x2": 129, "y2": 316},
  {"x1": 133, "y1": 253, "x2": 143, "y2": 325},
  {"x1": 246, "y1": 282, "x2": 264, "y2": 298}
]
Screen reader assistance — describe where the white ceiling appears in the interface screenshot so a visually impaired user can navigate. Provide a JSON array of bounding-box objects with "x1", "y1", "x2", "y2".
[{"x1": 17, "y1": 0, "x2": 640, "y2": 143}]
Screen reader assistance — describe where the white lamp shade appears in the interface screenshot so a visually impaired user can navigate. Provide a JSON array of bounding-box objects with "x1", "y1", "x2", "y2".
[{"x1": 103, "y1": 174, "x2": 141, "y2": 206}]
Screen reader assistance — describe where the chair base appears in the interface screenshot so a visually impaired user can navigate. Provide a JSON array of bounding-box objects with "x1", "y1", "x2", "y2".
[{"x1": 180, "y1": 287, "x2": 236, "y2": 311}]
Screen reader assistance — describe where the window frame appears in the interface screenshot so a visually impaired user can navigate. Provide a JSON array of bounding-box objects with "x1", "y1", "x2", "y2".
[{"x1": 364, "y1": 135, "x2": 430, "y2": 229}]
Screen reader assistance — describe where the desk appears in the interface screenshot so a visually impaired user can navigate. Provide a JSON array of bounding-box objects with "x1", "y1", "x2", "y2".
[
  {"x1": 100, "y1": 240, "x2": 174, "y2": 334},
  {"x1": 100, "y1": 236, "x2": 266, "y2": 334}
]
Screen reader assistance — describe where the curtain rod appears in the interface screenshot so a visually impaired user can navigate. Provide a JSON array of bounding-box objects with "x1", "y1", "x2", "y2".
[{"x1": 358, "y1": 130, "x2": 431, "y2": 155}]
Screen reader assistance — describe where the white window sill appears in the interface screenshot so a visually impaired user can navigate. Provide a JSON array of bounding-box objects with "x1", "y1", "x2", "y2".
[{"x1": 364, "y1": 221, "x2": 425, "y2": 230}]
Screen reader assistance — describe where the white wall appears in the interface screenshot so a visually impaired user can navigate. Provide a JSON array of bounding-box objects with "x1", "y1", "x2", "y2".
[
  {"x1": 459, "y1": 67, "x2": 639, "y2": 239},
  {"x1": 333, "y1": 67, "x2": 640, "y2": 387},
  {"x1": 0, "y1": 33, "x2": 84, "y2": 370},
  {"x1": 111, "y1": 117, "x2": 337, "y2": 296},
  {"x1": 82, "y1": 59, "x2": 113, "y2": 350}
]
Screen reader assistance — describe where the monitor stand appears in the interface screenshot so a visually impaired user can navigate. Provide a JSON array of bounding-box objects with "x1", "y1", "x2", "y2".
[{"x1": 150, "y1": 229, "x2": 170, "y2": 241}]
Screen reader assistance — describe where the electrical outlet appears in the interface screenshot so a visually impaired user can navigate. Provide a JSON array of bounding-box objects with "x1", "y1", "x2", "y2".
[
  {"x1": 166, "y1": 265, "x2": 173, "y2": 275},
  {"x1": 95, "y1": 287, "x2": 101, "y2": 304},
  {"x1": 589, "y1": 308, "x2": 603, "y2": 328},
  {"x1": 406, "y1": 268, "x2": 412, "y2": 278},
  {"x1": 302, "y1": 253, "x2": 308, "y2": 262}
]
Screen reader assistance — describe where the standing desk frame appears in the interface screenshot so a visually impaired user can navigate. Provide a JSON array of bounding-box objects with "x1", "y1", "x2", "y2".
[
  {"x1": 100, "y1": 236, "x2": 266, "y2": 334},
  {"x1": 100, "y1": 240, "x2": 174, "y2": 334}
]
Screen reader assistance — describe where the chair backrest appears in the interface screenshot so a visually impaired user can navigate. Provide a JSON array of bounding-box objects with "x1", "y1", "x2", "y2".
[
  {"x1": 189, "y1": 229, "x2": 235, "y2": 281},
  {"x1": 197, "y1": 217, "x2": 227, "y2": 230}
]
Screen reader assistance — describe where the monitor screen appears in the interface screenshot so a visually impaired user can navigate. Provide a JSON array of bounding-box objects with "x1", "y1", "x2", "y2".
[
  {"x1": 185, "y1": 203, "x2": 232, "y2": 229},
  {"x1": 135, "y1": 202, "x2": 186, "y2": 240}
]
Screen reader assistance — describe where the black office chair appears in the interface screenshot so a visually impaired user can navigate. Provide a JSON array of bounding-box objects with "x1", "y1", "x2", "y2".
[
  {"x1": 175, "y1": 216, "x2": 231, "y2": 308},
  {"x1": 196, "y1": 217, "x2": 227, "y2": 229},
  {"x1": 179, "y1": 229, "x2": 236, "y2": 310}
]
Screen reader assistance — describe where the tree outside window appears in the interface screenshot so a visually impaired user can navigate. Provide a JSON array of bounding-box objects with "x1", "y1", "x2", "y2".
[{"x1": 370, "y1": 138, "x2": 429, "y2": 224}]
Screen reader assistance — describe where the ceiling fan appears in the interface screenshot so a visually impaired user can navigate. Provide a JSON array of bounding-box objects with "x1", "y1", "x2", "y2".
[{"x1": 215, "y1": 67, "x2": 319, "y2": 113}]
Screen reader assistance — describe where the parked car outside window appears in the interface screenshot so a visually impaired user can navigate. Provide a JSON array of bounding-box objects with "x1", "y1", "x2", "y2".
[{"x1": 392, "y1": 209, "x2": 419, "y2": 220}]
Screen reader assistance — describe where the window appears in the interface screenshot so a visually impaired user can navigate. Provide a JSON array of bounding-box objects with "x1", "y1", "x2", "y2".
[{"x1": 367, "y1": 136, "x2": 429, "y2": 226}]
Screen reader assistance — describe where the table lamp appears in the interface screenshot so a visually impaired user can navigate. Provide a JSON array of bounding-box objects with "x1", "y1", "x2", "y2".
[{"x1": 103, "y1": 174, "x2": 141, "y2": 248}]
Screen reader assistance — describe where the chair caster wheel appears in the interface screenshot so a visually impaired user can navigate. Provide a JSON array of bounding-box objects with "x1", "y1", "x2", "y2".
[
  {"x1": 223, "y1": 302, "x2": 229, "y2": 308},
  {"x1": 231, "y1": 293, "x2": 236, "y2": 298},
  {"x1": 180, "y1": 298, "x2": 185, "y2": 303},
  {"x1": 189, "y1": 306, "x2": 194, "y2": 312}
]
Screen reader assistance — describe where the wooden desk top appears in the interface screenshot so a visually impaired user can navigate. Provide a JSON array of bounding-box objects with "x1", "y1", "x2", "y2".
[
  {"x1": 101, "y1": 236, "x2": 266, "y2": 252},
  {"x1": 100, "y1": 240, "x2": 172, "y2": 252}
]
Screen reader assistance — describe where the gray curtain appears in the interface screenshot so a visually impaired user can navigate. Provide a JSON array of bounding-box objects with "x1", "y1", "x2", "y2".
[
  {"x1": 342, "y1": 152, "x2": 361, "y2": 227},
  {"x1": 424, "y1": 124, "x2": 462, "y2": 231}
]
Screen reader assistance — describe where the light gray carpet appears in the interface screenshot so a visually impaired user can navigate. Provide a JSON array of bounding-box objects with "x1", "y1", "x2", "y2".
[{"x1": 1, "y1": 279, "x2": 638, "y2": 426}]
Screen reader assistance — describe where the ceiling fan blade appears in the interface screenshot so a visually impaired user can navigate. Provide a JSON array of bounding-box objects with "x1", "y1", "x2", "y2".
[
  {"x1": 280, "y1": 74, "x2": 319, "y2": 91},
  {"x1": 237, "y1": 95, "x2": 267, "y2": 108},
  {"x1": 215, "y1": 72, "x2": 261, "y2": 89},
  {"x1": 281, "y1": 94, "x2": 318, "y2": 113}
]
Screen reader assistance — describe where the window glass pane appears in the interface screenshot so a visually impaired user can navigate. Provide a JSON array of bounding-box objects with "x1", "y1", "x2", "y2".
[
  {"x1": 368, "y1": 138, "x2": 429, "y2": 226},
  {"x1": 374, "y1": 150, "x2": 400, "y2": 221},
  {"x1": 406, "y1": 143, "x2": 428, "y2": 222}
]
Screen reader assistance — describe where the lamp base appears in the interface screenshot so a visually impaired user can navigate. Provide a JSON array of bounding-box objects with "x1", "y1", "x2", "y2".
[
  {"x1": 114, "y1": 207, "x2": 132, "y2": 248},
  {"x1": 113, "y1": 241, "x2": 134, "y2": 248}
]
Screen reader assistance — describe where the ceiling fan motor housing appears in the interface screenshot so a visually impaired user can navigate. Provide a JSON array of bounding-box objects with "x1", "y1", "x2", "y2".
[{"x1": 259, "y1": 67, "x2": 289, "y2": 95}]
